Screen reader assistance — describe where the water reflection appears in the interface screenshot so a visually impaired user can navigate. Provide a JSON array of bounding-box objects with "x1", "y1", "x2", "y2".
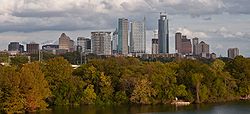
[{"x1": 37, "y1": 101, "x2": 250, "y2": 114}]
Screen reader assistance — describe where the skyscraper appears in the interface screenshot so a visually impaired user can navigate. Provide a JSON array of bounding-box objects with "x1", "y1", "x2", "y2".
[
  {"x1": 130, "y1": 18, "x2": 146, "y2": 55},
  {"x1": 192, "y1": 37, "x2": 199, "y2": 56},
  {"x1": 175, "y1": 33, "x2": 192, "y2": 55},
  {"x1": 158, "y1": 13, "x2": 169, "y2": 54},
  {"x1": 118, "y1": 18, "x2": 129, "y2": 55},
  {"x1": 228, "y1": 48, "x2": 239, "y2": 59},
  {"x1": 175, "y1": 32, "x2": 182, "y2": 53},
  {"x1": 91, "y1": 32, "x2": 111, "y2": 55},
  {"x1": 181, "y1": 36, "x2": 192, "y2": 55}
]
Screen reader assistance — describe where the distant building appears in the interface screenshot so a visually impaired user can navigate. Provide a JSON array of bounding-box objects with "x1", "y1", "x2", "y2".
[
  {"x1": 181, "y1": 36, "x2": 192, "y2": 55},
  {"x1": 211, "y1": 53, "x2": 217, "y2": 59},
  {"x1": 19, "y1": 45, "x2": 24, "y2": 53},
  {"x1": 175, "y1": 32, "x2": 182, "y2": 53},
  {"x1": 59, "y1": 33, "x2": 74, "y2": 52},
  {"x1": 175, "y1": 33, "x2": 192, "y2": 55},
  {"x1": 118, "y1": 18, "x2": 129, "y2": 55},
  {"x1": 130, "y1": 18, "x2": 146, "y2": 56},
  {"x1": 198, "y1": 41, "x2": 210, "y2": 58},
  {"x1": 228, "y1": 48, "x2": 239, "y2": 59},
  {"x1": 8, "y1": 42, "x2": 19, "y2": 51},
  {"x1": 192, "y1": 37, "x2": 199, "y2": 56},
  {"x1": 42, "y1": 44, "x2": 59, "y2": 54},
  {"x1": 112, "y1": 29, "x2": 118, "y2": 54},
  {"x1": 152, "y1": 39, "x2": 159, "y2": 54},
  {"x1": 42, "y1": 45, "x2": 59, "y2": 50},
  {"x1": 158, "y1": 13, "x2": 169, "y2": 54},
  {"x1": 142, "y1": 53, "x2": 183, "y2": 60},
  {"x1": 27, "y1": 43, "x2": 39, "y2": 54},
  {"x1": 8, "y1": 42, "x2": 24, "y2": 54},
  {"x1": 77, "y1": 37, "x2": 91, "y2": 54},
  {"x1": 91, "y1": 32, "x2": 111, "y2": 55}
]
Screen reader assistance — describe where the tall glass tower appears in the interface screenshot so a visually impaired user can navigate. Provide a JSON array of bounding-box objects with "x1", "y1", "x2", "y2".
[
  {"x1": 158, "y1": 13, "x2": 169, "y2": 54},
  {"x1": 118, "y1": 18, "x2": 129, "y2": 55}
]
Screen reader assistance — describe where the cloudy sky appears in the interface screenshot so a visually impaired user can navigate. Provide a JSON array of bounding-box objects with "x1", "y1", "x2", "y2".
[{"x1": 0, "y1": 0, "x2": 250, "y2": 57}]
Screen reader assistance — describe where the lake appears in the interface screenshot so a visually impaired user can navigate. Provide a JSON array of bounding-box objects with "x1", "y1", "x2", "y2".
[{"x1": 38, "y1": 101, "x2": 250, "y2": 114}]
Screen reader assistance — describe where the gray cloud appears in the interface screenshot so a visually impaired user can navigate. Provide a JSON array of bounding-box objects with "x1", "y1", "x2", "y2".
[{"x1": 0, "y1": 0, "x2": 250, "y2": 33}]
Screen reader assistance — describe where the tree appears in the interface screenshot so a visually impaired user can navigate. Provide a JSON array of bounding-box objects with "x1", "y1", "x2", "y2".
[
  {"x1": 130, "y1": 78, "x2": 157, "y2": 104},
  {"x1": 10, "y1": 56, "x2": 29, "y2": 67},
  {"x1": 81, "y1": 85, "x2": 97, "y2": 104},
  {"x1": 43, "y1": 57, "x2": 75, "y2": 105},
  {"x1": 19, "y1": 62, "x2": 51, "y2": 112},
  {"x1": 191, "y1": 73, "x2": 204, "y2": 104},
  {"x1": 0, "y1": 66, "x2": 24, "y2": 113},
  {"x1": 98, "y1": 72, "x2": 114, "y2": 104}
]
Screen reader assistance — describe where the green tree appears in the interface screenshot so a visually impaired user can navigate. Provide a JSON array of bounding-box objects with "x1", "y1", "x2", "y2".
[
  {"x1": 191, "y1": 73, "x2": 204, "y2": 103},
  {"x1": 43, "y1": 57, "x2": 75, "y2": 105},
  {"x1": 19, "y1": 62, "x2": 51, "y2": 112},
  {"x1": 130, "y1": 78, "x2": 157, "y2": 104},
  {"x1": 81, "y1": 84, "x2": 97, "y2": 104},
  {"x1": 0, "y1": 66, "x2": 24, "y2": 113},
  {"x1": 10, "y1": 56, "x2": 29, "y2": 67},
  {"x1": 98, "y1": 72, "x2": 114, "y2": 104}
]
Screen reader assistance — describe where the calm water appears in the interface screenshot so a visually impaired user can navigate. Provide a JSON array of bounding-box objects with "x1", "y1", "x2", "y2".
[{"x1": 38, "y1": 101, "x2": 250, "y2": 114}]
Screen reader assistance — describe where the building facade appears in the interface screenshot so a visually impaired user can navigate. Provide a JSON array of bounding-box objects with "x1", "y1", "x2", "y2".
[
  {"x1": 181, "y1": 37, "x2": 192, "y2": 55},
  {"x1": 8, "y1": 42, "x2": 24, "y2": 53},
  {"x1": 118, "y1": 18, "x2": 129, "y2": 55},
  {"x1": 152, "y1": 39, "x2": 159, "y2": 54},
  {"x1": 175, "y1": 33, "x2": 192, "y2": 55},
  {"x1": 91, "y1": 32, "x2": 111, "y2": 55},
  {"x1": 112, "y1": 29, "x2": 118, "y2": 54},
  {"x1": 228, "y1": 48, "x2": 239, "y2": 59},
  {"x1": 77, "y1": 37, "x2": 91, "y2": 54},
  {"x1": 27, "y1": 43, "x2": 39, "y2": 54},
  {"x1": 198, "y1": 41, "x2": 210, "y2": 58},
  {"x1": 42, "y1": 44, "x2": 59, "y2": 54},
  {"x1": 158, "y1": 13, "x2": 169, "y2": 54},
  {"x1": 59, "y1": 33, "x2": 74, "y2": 52},
  {"x1": 130, "y1": 19, "x2": 146, "y2": 56},
  {"x1": 175, "y1": 32, "x2": 182, "y2": 53},
  {"x1": 192, "y1": 37, "x2": 199, "y2": 56}
]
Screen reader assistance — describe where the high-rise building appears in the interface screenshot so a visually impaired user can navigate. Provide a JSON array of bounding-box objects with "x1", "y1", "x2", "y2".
[
  {"x1": 158, "y1": 13, "x2": 169, "y2": 54},
  {"x1": 91, "y1": 32, "x2": 111, "y2": 55},
  {"x1": 198, "y1": 41, "x2": 209, "y2": 57},
  {"x1": 228, "y1": 48, "x2": 239, "y2": 59},
  {"x1": 181, "y1": 37, "x2": 192, "y2": 55},
  {"x1": 8, "y1": 42, "x2": 24, "y2": 53},
  {"x1": 112, "y1": 29, "x2": 118, "y2": 54},
  {"x1": 42, "y1": 44, "x2": 59, "y2": 54},
  {"x1": 175, "y1": 32, "x2": 182, "y2": 53},
  {"x1": 192, "y1": 37, "x2": 199, "y2": 56},
  {"x1": 175, "y1": 33, "x2": 192, "y2": 55},
  {"x1": 27, "y1": 43, "x2": 39, "y2": 54},
  {"x1": 59, "y1": 33, "x2": 74, "y2": 52},
  {"x1": 77, "y1": 37, "x2": 91, "y2": 54},
  {"x1": 118, "y1": 18, "x2": 129, "y2": 55},
  {"x1": 152, "y1": 39, "x2": 159, "y2": 54},
  {"x1": 130, "y1": 18, "x2": 146, "y2": 55}
]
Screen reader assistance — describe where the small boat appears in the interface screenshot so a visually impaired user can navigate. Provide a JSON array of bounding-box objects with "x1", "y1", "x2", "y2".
[{"x1": 171, "y1": 101, "x2": 191, "y2": 106}]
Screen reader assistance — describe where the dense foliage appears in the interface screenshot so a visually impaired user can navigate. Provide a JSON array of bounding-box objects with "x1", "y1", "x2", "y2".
[{"x1": 0, "y1": 56, "x2": 250, "y2": 113}]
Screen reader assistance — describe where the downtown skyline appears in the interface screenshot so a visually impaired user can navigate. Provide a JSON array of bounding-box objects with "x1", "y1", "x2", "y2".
[{"x1": 0, "y1": 0, "x2": 250, "y2": 57}]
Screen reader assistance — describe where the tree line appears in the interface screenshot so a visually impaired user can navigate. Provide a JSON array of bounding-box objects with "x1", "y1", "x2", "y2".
[{"x1": 0, "y1": 56, "x2": 250, "y2": 113}]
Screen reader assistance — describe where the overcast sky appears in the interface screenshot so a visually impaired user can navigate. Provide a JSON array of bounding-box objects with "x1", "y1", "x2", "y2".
[{"x1": 0, "y1": 0, "x2": 250, "y2": 57}]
